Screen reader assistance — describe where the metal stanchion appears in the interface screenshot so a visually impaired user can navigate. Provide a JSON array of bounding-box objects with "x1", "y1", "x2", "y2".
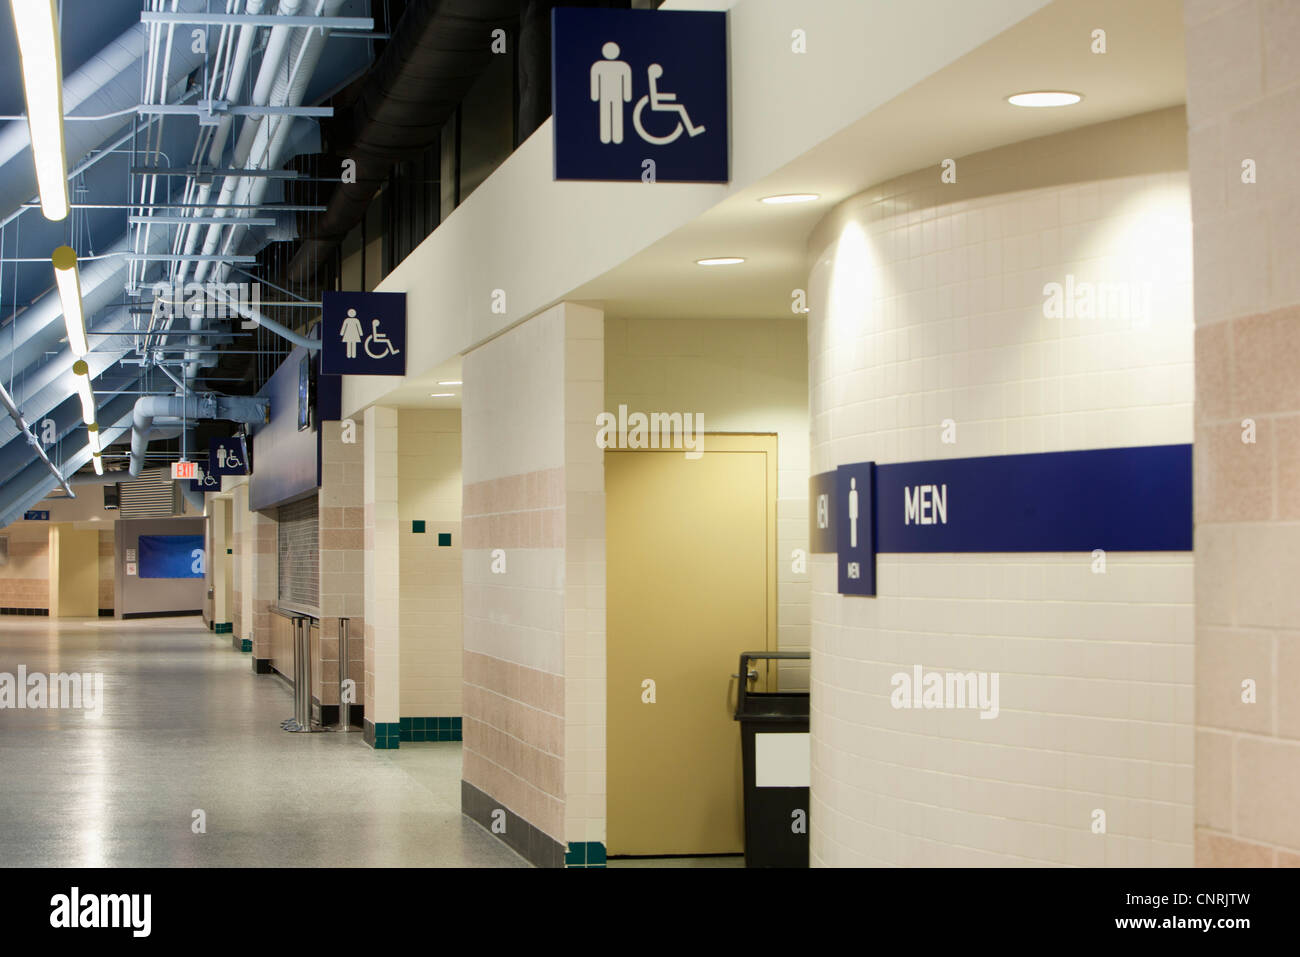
[
  {"x1": 281, "y1": 615, "x2": 318, "y2": 733},
  {"x1": 336, "y1": 617, "x2": 355, "y2": 732}
]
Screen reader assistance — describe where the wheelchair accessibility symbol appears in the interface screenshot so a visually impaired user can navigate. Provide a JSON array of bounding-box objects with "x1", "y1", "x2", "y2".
[
  {"x1": 196, "y1": 468, "x2": 219, "y2": 489},
  {"x1": 591, "y1": 41, "x2": 706, "y2": 147},
  {"x1": 340, "y1": 308, "x2": 401, "y2": 361},
  {"x1": 214, "y1": 445, "x2": 241, "y2": 472}
]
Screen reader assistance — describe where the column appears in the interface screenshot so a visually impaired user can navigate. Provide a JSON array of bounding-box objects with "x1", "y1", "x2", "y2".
[{"x1": 363, "y1": 405, "x2": 400, "y2": 747}]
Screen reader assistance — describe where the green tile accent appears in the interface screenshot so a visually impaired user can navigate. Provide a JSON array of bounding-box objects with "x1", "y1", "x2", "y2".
[
  {"x1": 398, "y1": 716, "x2": 463, "y2": 742},
  {"x1": 437, "y1": 532, "x2": 452, "y2": 547},
  {"x1": 214, "y1": 622, "x2": 232, "y2": 634},
  {"x1": 412, "y1": 520, "x2": 426, "y2": 534},
  {"x1": 239, "y1": 638, "x2": 252, "y2": 653},
  {"x1": 372, "y1": 722, "x2": 402, "y2": 749},
  {"x1": 565, "y1": 842, "x2": 607, "y2": 868}
]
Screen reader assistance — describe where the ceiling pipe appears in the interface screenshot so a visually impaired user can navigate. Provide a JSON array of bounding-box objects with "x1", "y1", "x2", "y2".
[
  {"x1": 0, "y1": 378, "x2": 73, "y2": 498},
  {"x1": 128, "y1": 393, "x2": 268, "y2": 476}
]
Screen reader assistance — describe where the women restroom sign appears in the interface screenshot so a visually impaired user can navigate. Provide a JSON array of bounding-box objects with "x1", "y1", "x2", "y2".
[
  {"x1": 551, "y1": 7, "x2": 728, "y2": 183},
  {"x1": 321, "y1": 291, "x2": 407, "y2": 376},
  {"x1": 811, "y1": 446, "x2": 1194, "y2": 597}
]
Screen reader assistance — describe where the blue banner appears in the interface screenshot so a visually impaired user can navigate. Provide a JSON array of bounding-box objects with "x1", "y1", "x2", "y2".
[
  {"x1": 552, "y1": 8, "x2": 728, "y2": 183},
  {"x1": 320, "y1": 291, "x2": 406, "y2": 376},
  {"x1": 138, "y1": 535, "x2": 205, "y2": 579}
]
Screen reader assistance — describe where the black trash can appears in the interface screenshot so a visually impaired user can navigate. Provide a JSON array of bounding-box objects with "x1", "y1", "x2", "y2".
[{"x1": 734, "y1": 651, "x2": 810, "y2": 868}]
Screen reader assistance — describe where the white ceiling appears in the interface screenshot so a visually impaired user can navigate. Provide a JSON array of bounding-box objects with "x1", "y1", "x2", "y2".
[{"x1": 572, "y1": 0, "x2": 1186, "y2": 321}]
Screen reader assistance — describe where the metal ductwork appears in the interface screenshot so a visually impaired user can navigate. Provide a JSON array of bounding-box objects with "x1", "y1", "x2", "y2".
[
  {"x1": 286, "y1": 0, "x2": 522, "y2": 283},
  {"x1": 128, "y1": 394, "x2": 269, "y2": 477}
]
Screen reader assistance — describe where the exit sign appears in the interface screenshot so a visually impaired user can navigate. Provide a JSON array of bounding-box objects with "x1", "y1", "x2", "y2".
[{"x1": 171, "y1": 461, "x2": 198, "y2": 480}]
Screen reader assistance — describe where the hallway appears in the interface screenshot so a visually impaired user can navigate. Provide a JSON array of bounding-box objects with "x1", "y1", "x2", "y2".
[{"x1": 0, "y1": 617, "x2": 525, "y2": 868}]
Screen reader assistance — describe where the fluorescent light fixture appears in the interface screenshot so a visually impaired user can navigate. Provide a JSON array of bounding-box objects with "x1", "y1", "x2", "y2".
[
  {"x1": 1006, "y1": 91, "x2": 1081, "y2": 108},
  {"x1": 696, "y1": 257, "x2": 745, "y2": 266},
  {"x1": 52, "y1": 245, "x2": 87, "y2": 357},
  {"x1": 92, "y1": 452, "x2": 103, "y2": 476},
  {"x1": 760, "y1": 193, "x2": 819, "y2": 205},
  {"x1": 10, "y1": 0, "x2": 69, "y2": 221},
  {"x1": 437, "y1": 380, "x2": 462, "y2": 386},
  {"x1": 71, "y1": 358, "x2": 95, "y2": 424},
  {"x1": 86, "y1": 422, "x2": 100, "y2": 454},
  {"x1": 429, "y1": 392, "x2": 455, "y2": 398}
]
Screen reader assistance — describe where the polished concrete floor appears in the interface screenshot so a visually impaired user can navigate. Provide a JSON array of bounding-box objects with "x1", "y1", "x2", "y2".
[{"x1": 0, "y1": 616, "x2": 527, "y2": 867}]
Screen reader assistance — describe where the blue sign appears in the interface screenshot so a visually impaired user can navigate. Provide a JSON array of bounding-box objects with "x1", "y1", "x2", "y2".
[
  {"x1": 552, "y1": 7, "x2": 728, "y2": 183},
  {"x1": 208, "y1": 436, "x2": 250, "y2": 476},
  {"x1": 810, "y1": 445, "x2": 1193, "y2": 596},
  {"x1": 190, "y1": 464, "x2": 221, "y2": 494},
  {"x1": 320, "y1": 291, "x2": 406, "y2": 376},
  {"x1": 835, "y1": 463, "x2": 875, "y2": 596},
  {"x1": 23, "y1": 510, "x2": 48, "y2": 521}
]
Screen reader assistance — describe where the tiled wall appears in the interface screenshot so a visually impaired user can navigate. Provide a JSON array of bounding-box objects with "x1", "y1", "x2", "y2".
[
  {"x1": 0, "y1": 522, "x2": 50, "y2": 610},
  {"x1": 397, "y1": 409, "x2": 462, "y2": 719},
  {"x1": 248, "y1": 505, "x2": 277, "y2": 661},
  {"x1": 231, "y1": 483, "x2": 248, "y2": 644},
  {"x1": 461, "y1": 301, "x2": 605, "y2": 860},
  {"x1": 363, "y1": 405, "x2": 400, "y2": 737},
  {"x1": 98, "y1": 528, "x2": 114, "y2": 611},
  {"x1": 806, "y1": 110, "x2": 1195, "y2": 866},
  {"x1": 1185, "y1": 0, "x2": 1300, "y2": 867},
  {"x1": 605, "y1": 317, "x2": 810, "y2": 685},
  {"x1": 319, "y1": 420, "x2": 365, "y2": 712}
]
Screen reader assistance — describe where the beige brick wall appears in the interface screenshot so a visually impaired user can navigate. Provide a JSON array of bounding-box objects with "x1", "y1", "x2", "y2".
[{"x1": 1186, "y1": 0, "x2": 1300, "y2": 867}]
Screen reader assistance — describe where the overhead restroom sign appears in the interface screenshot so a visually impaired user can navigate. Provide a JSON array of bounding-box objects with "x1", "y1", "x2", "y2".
[
  {"x1": 320, "y1": 291, "x2": 407, "y2": 376},
  {"x1": 552, "y1": 7, "x2": 728, "y2": 183},
  {"x1": 190, "y1": 465, "x2": 221, "y2": 495},
  {"x1": 810, "y1": 445, "x2": 1193, "y2": 597},
  {"x1": 208, "y1": 436, "x2": 250, "y2": 477}
]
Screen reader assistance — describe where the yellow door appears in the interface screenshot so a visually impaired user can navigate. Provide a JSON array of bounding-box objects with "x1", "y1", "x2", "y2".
[{"x1": 606, "y1": 435, "x2": 777, "y2": 856}]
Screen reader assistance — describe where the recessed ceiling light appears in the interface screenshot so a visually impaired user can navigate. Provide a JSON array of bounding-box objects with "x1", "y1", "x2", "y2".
[
  {"x1": 696, "y1": 257, "x2": 745, "y2": 266},
  {"x1": 429, "y1": 393, "x2": 455, "y2": 398},
  {"x1": 1007, "y1": 91, "x2": 1082, "y2": 108},
  {"x1": 760, "y1": 193, "x2": 819, "y2": 205},
  {"x1": 437, "y1": 380, "x2": 462, "y2": 386}
]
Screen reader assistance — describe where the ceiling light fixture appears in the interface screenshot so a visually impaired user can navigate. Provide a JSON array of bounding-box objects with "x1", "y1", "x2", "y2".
[
  {"x1": 437, "y1": 380, "x2": 462, "y2": 386},
  {"x1": 10, "y1": 0, "x2": 69, "y2": 221},
  {"x1": 1006, "y1": 90, "x2": 1082, "y2": 108},
  {"x1": 52, "y1": 245, "x2": 87, "y2": 357},
  {"x1": 71, "y1": 359, "x2": 95, "y2": 424},
  {"x1": 696, "y1": 257, "x2": 745, "y2": 266},
  {"x1": 429, "y1": 393, "x2": 454, "y2": 398},
  {"x1": 87, "y1": 422, "x2": 100, "y2": 454},
  {"x1": 92, "y1": 452, "x2": 103, "y2": 476},
  {"x1": 760, "y1": 193, "x2": 819, "y2": 205}
]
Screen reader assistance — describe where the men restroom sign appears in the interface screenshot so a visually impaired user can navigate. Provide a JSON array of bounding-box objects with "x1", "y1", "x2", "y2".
[
  {"x1": 810, "y1": 445, "x2": 1193, "y2": 597},
  {"x1": 320, "y1": 291, "x2": 407, "y2": 376},
  {"x1": 552, "y1": 7, "x2": 728, "y2": 182}
]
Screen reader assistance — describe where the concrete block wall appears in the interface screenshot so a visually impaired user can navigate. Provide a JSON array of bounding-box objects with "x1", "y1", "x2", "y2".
[
  {"x1": 461, "y1": 301, "x2": 605, "y2": 862},
  {"x1": 1185, "y1": 0, "x2": 1300, "y2": 867}
]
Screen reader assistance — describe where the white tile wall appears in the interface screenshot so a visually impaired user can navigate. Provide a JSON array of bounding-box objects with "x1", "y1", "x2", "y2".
[{"x1": 807, "y1": 170, "x2": 1195, "y2": 867}]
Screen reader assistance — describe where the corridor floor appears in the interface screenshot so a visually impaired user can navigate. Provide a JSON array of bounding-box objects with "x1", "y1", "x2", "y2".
[{"x1": 0, "y1": 616, "x2": 526, "y2": 867}]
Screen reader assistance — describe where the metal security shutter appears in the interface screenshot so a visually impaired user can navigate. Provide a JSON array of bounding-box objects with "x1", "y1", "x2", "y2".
[
  {"x1": 117, "y1": 470, "x2": 179, "y2": 518},
  {"x1": 277, "y1": 496, "x2": 319, "y2": 607}
]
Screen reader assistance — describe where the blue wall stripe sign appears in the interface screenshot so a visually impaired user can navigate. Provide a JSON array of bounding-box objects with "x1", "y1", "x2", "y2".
[{"x1": 809, "y1": 444, "x2": 1193, "y2": 597}]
